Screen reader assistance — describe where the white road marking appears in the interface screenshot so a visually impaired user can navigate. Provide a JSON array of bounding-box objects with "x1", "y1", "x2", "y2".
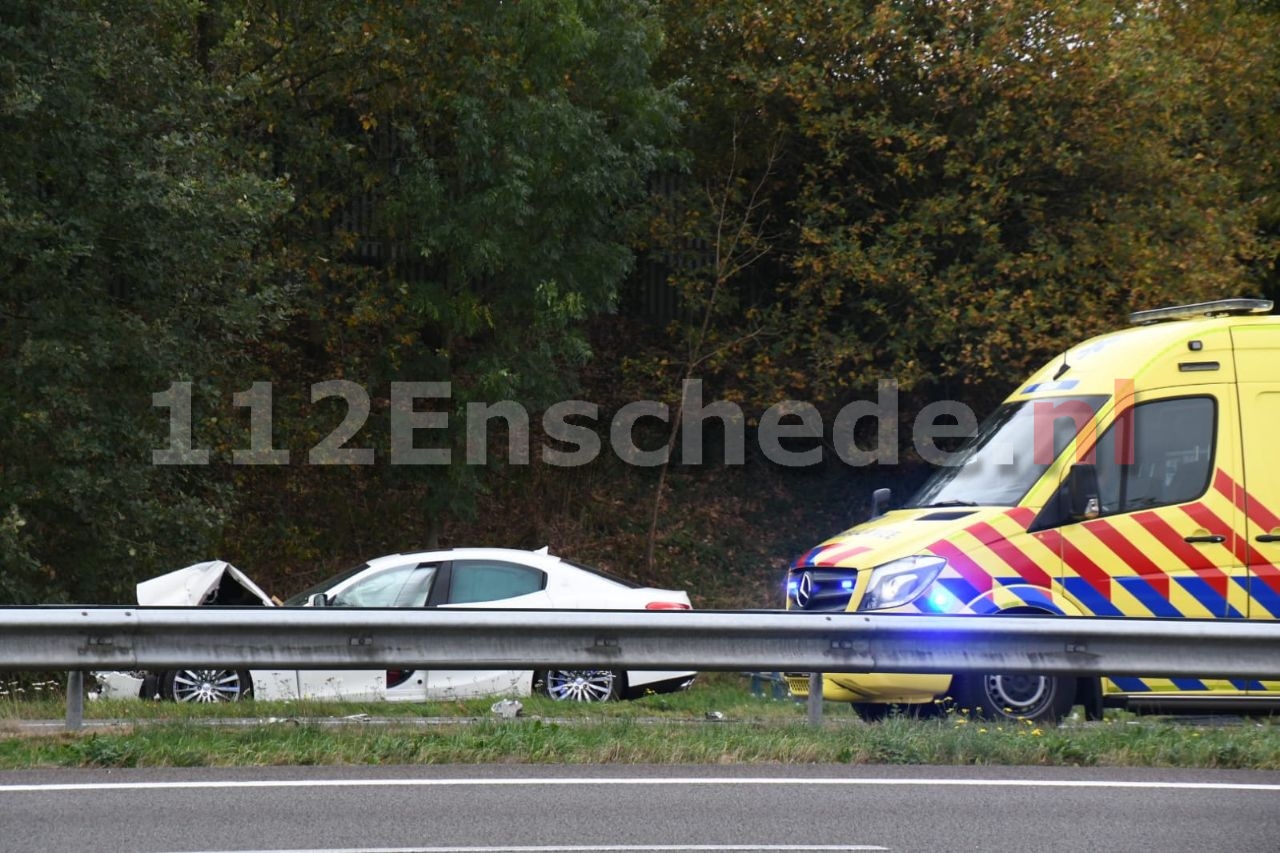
[
  {"x1": 0, "y1": 776, "x2": 1277, "y2": 793},
  {"x1": 165, "y1": 847, "x2": 887, "y2": 853}
]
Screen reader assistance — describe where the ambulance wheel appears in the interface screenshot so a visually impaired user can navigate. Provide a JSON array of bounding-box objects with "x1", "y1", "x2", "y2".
[
  {"x1": 949, "y1": 672, "x2": 1073, "y2": 724},
  {"x1": 852, "y1": 702, "x2": 891, "y2": 722},
  {"x1": 852, "y1": 702, "x2": 939, "y2": 722}
]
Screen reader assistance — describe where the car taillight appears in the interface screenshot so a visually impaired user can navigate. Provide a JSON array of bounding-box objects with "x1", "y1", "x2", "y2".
[
  {"x1": 645, "y1": 601, "x2": 691, "y2": 610},
  {"x1": 386, "y1": 669, "x2": 415, "y2": 688}
]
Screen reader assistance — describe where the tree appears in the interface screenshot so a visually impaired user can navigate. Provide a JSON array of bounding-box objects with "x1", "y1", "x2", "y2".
[
  {"x1": 0, "y1": 0, "x2": 291, "y2": 603},
  {"x1": 777, "y1": 0, "x2": 1270, "y2": 402},
  {"x1": 1158, "y1": 0, "x2": 1280, "y2": 299},
  {"x1": 200, "y1": 0, "x2": 679, "y2": 581},
  {"x1": 649, "y1": 0, "x2": 1275, "y2": 418},
  {"x1": 639, "y1": 124, "x2": 782, "y2": 570}
]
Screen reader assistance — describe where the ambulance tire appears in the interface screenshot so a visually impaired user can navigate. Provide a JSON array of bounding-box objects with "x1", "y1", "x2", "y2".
[
  {"x1": 949, "y1": 672, "x2": 1074, "y2": 724},
  {"x1": 1077, "y1": 676, "x2": 1105, "y2": 721},
  {"x1": 851, "y1": 702, "x2": 939, "y2": 722}
]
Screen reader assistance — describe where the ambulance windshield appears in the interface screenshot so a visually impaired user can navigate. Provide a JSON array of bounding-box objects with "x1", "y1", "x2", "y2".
[{"x1": 907, "y1": 395, "x2": 1108, "y2": 508}]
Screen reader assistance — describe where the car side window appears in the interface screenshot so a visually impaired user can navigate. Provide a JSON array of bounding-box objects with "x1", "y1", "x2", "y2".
[
  {"x1": 331, "y1": 564, "x2": 437, "y2": 607},
  {"x1": 448, "y1": 560, "x2": 546, "y2": 604},
  {"x1": 1091, "y1": 396, "x2": 1215, "y2": 515}
]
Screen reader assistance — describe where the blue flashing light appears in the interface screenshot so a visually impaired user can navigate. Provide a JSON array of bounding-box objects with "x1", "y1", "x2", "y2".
[
  {"x1": 840, "y1": 580, "x2": 854, "y2": 590},
  {"x1": 928, "y1": 589, "x2": 953, "y2": 611},
  {"x1": 787, "y1": 581, "x2": 798, "y2": 593}
]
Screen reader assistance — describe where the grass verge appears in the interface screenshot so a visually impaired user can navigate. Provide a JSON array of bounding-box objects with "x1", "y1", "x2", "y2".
[
  {"x1": 2, "y1": 674, "x2": 1278, "y2": 771},
  {"x1": 3, "y1": 714, "x2": 1279, "y2": 771}
]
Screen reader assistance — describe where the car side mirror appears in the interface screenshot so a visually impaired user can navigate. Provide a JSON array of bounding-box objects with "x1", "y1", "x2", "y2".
[
  {"x1": 307, "y1": 593, "x2": 330, "y2": 608},
  {"x1": 1067, "y1": 464, "x2": 1101, "y2": 520}
]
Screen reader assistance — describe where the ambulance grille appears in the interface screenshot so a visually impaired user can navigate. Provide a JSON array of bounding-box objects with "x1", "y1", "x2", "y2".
[
  {"x1": 785, "y1": 676, "x2": 812, "y2": 697},
  {"x1": 787, "y1": 567, "x2": 858, "y2": 611}
]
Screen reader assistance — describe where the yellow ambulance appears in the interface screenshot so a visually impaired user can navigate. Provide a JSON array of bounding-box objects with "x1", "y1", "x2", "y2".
[{"x1": 784, "y1": 298, "x2": 1280, "y2": 722}]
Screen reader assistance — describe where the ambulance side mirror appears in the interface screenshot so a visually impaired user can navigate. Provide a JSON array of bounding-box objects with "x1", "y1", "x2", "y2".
[
  {"x1": 307, "y1": 593, "x2": 330, "y2": 608},
  {"x1": 1066, "y1": 464, "x2": 1101, "y2": 521},
  {"x1": 869, "y1": 487, "x2": 891, "y2": 519}
]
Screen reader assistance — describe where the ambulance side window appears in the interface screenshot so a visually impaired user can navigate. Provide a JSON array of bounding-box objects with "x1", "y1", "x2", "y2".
[{"x1": 1092, "y1": 396, "x2": 1215, "y2": 515}]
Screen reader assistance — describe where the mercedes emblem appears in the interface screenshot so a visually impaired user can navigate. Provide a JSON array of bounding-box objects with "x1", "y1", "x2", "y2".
[{"x1": 794, "y1": 571, "x2": 814, "y2": 609}]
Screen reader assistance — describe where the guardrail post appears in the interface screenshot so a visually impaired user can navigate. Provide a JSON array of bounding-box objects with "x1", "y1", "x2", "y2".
[
  {"x1": 66, "y1": 671, "x2": 84, "y2": 731},
  {"x1": 807, "y1": 672, "x2": 823, "y2": 726}
]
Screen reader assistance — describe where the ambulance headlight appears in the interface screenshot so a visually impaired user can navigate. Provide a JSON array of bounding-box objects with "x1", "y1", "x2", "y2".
[{"x1": 859, "y1": 555, "x2": 947, "y2": 611}]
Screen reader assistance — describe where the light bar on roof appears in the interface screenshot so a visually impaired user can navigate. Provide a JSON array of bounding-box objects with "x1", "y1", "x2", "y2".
[{"x1": 1129, "y1": 298, "x2": 1273, "y2": 325}]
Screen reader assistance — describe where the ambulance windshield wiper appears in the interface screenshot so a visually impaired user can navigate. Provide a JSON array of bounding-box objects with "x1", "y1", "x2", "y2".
[{"x1": 921, "y1": 500, "x2": 978, "y2": 507}]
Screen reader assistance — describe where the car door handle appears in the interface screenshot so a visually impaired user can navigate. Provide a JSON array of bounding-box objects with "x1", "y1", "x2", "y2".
[
  {"x1": 1184, "y1": 535, "x2": 1226, "y2": 544},
  {"x1": 1256, "y1": 534, "x2": 1280, "y2": 543}
]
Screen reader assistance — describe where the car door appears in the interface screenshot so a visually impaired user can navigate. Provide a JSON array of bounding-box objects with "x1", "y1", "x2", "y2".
[
  {"x1": 424, "y1": 559, "x2": 552, "y2": 699},
  {"x1": 1235, "y1": 376, "x2": 1280, "y2": 698},
  {"x1": 289, "y1": 560, "x2": 439, "y2": 701},
  {"x1": 1051, "y1": 388, "x2": 1245, "y2": 698}
]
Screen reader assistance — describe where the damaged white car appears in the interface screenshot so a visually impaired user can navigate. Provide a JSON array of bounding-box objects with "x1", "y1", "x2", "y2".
[{"x1": 93, "y1": 548, "x2": 697, "y2": 704}]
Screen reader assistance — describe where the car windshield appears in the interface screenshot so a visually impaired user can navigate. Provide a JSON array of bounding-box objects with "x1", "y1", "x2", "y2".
[
  {"x1": 907, "y1": 395, "x2": 1108, "y2": 508},
  {"x1": 281, "y1": 563, "x2": 370, "y2": 607}
]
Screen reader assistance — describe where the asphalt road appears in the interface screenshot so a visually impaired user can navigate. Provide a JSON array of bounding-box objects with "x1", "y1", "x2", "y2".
[{"x1": 3, "y1": 764, "x2": 1279, "y2": 852}]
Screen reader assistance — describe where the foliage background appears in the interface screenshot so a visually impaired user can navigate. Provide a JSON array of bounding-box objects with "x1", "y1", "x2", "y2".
[{"x1": 1, "y1": 0, "x2": 1277, "y2": 607}]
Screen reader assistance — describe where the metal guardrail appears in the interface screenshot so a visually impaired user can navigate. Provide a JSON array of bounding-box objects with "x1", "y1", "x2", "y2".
[{"x1": 3, "y1": 606, "x2": 1280, "y2": 679}]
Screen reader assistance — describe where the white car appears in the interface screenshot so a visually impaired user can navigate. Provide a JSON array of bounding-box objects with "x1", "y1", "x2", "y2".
[{"x1": 94, "y1": 548, "x2": 696, "y2": 704}]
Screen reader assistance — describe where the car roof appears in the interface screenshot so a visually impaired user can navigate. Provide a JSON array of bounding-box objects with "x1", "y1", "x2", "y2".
[{"x1": 363, "y1": 546, "x2": 560, "y2": 569}]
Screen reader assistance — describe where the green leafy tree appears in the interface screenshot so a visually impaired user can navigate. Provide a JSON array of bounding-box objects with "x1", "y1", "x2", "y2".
[
  {"x1": 200, "y1": 0, "x2": 679, "y2": 581},
  {"x1": 0, "y1": 1, "x2": 291, "y2": 603},
  {"x1": 782, "y1": 0, "x2": 1272, "y2": 404},
  {"x1": 649, "y1": 0, "x2": 1276, "y2": 417},
  {"x1": 1158, "y1": 1, "x2": 1280, "y2": 298},
  {"x1": 613, "y1": 0, "x2": 1280, "y2": 569}
]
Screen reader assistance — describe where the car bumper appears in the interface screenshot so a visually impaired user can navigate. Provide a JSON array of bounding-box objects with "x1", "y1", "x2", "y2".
[{"x1": 625, "y1": 671, "x2": 696, "y2": 699}]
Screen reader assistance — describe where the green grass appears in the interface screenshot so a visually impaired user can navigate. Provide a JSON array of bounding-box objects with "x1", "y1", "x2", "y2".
[
  {"x1": 3, "y1": 711, "x2": 1279, "y2": 771},
  {"x1": 2, "y1": 674, "x2": 1280, "y2": 771}
]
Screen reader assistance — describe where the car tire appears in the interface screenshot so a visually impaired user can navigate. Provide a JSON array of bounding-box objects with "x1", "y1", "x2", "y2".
[
  {"x1": 948, "y1": 672, "x2": 1073, "y2": 724},
  {"x1": 536, "y1": 669, "x2": 622, "y2": 702},
  {"x1": 160, "y1": 668, "x2": 253, "y2": 703}
]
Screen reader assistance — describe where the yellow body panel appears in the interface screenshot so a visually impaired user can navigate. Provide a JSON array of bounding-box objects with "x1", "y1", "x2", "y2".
[{"x1": 787, "y1": 673, "x2": 952, "y2": 704}]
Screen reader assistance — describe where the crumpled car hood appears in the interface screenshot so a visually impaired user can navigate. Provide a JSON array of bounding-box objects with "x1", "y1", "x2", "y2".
[{"x1": 136, "y1": 560, "x2": 276, "y2": 607}]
